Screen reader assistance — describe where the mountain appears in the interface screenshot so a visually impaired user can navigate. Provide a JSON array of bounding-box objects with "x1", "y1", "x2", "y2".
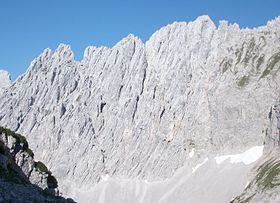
[
  {"x1": 0, "y1": 126, "x2": 75, "y2": 202},
  {"x1": 0, "y1": 15, "x2": 280, "y2": 202}
]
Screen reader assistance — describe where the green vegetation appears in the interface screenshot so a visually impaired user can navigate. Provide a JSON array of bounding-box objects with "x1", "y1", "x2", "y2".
[
  {"x1": 25, "y1": 148, "x2": 34, "y2": 158},
  {"x1": 230, "y1": 194, "x2": 255, "y2": 203},
  {"x1": 0, "y1": 126, "x2": 34, "y2": 157},
  {"x1": 34, "y1": 161, "x2": 59, "y2": 188},
  {"x1": 235, "y1": 49, "x2": 242, "y2": 65},
  {"x1": 0, "y1": 126, "x2": 28, "y2": 148},
  {"x1": 0, "y1": 126, "x2": 59, "y2": 189},
  {"x1": 76, "y1": 95, "x2": 81, "y2": 102},
  {"x1": 256, "y1": 54, "x2": 265, "y2": 70},
  {"x1": 256, "y1": 159, "x2": 280, "y2": 190},
  {"x1": 231, "y1": 158, "x2": 280, "y2": 202},
  {"x1": 242, "y1": 38, "x2": 256, "y2": 65},
  {"x1": 260, "y1": 52, "x2": 280, "y2": 79},
  {"x1": 220, "y1": 57, "x2": 233, "y2": 73},
  {"x1": 237, "y1": 76, "x2": 249, "y2": 87},
  {"x1": 34, "y1": 161, "x2": 49, "y2": 174}
]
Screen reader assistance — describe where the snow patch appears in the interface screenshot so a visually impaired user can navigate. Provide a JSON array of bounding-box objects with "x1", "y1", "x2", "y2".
[
  {"x1": 215, "y1": 146, "x2": 264, "y2": 165},
  {"x1": 192, "y1": 158, "x2": 208, "y2": 173},
  {"x1": 101, "y1": 174, "x2": 110, "y2": 181},
  {"x1": 189, "y1": 148, "x2": 195, "y2": 158}
]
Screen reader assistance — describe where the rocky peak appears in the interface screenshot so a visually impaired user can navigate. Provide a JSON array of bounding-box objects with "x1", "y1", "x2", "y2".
[
  {"x1": 52, "y1": 43, "x2": 74, "y2": 63},
  {"x1": 0, "y1": 70, "x2": 11, "y2": 88}
]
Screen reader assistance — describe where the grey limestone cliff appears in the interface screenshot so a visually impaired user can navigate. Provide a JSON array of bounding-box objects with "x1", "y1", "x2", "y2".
[{"x1": 0, "y1": 15, "x2": 280, "y2": 202}]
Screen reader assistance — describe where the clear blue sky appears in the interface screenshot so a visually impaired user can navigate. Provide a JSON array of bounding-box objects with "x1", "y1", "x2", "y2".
[{"x1": 0, "y1": 0, "x2": 279, "y2": 80}]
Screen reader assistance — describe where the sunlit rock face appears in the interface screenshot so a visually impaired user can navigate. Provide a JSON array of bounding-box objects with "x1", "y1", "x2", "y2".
[
  {"x1": 0, "y1": 70, "x2": 11, "y2": 95},
  {"x1": 0, "y1": 15, "x2": 280, "y2": 202}
]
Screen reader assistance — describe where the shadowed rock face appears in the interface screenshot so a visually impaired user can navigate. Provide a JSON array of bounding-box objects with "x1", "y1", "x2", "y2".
[
  {"x1": 0, "y1": 15, "x2": 280, "y2": 202},
  {"x1": 0, "y1": 127, "x2": 75, "y2": 202}
]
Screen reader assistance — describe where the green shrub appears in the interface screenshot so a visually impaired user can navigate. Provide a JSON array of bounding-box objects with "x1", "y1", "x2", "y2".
[
  {"x1": 0, "y1": 126, "x2": 59, "y2": 188},
  {"x1": 256, "y1": 159, "x2": 280, "y2": 190},
  {"x1": 260, "y1": 52, "x2": 280, "y2": 79},
  {"x1": 34, "y1": 161, "x2": 49, "y2": 174},
  {"x1": 237, "y1": 76, "x2": 249, "y2": 87},
  {"x1": 0, "y1": 126, "x2": 27, "y2": 146},
  {"x1": 25, "y1": 148, "x2": 34, "y2": 158}
]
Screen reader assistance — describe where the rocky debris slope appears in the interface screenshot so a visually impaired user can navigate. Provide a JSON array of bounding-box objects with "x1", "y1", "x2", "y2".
[
  {"x1": 231, "y1": 150, "x2": 280, "y2": 203},
  {"x1": 0, "y1": 15, "x2": 280, "y2": 200},
  {"x1": 73, "y1": 145, "x2": 264, "y2": 203},
  {"x1": 0, "y1": 126, "x2": 75, "y2": 202},
  {"x1": 231, "y1": 100, "x2": 280, "y2": 203}
]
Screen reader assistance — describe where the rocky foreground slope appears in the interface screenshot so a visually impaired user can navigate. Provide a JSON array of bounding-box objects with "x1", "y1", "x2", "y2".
[
  {"x1": 231, "y1": 149, "x2": 280, "y2": 203},
  {"x1": 0, "y1": 15, "x2": 280, "y2": 202},
  {"x1": 0, "y1": 126, "x2": 75, "y2": 202}
]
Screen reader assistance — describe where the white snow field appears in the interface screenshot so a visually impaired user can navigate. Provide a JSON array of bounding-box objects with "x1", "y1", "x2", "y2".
[{"x1": 215, "y1": 145, "x2": 264, "y2": 165}]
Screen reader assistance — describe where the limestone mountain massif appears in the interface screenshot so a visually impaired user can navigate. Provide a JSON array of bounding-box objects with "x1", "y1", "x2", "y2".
[{"x1": 0, "y1": 15, "x2": 280, "y2": 202}]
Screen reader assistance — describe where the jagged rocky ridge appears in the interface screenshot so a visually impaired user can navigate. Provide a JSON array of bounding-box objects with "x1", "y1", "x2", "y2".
[
  {"x1": 0, "y1": 126, "x2": 75, "y2": 202},
  {"x1": 0, "y1": 15, "x2": 280, "y2": 202}
]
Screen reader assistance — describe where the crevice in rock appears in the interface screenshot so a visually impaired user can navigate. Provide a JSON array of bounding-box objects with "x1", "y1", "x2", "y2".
[
  {"x1": 114, "y1": 50, "x2": 119, "y2": 64},
  {"x1": 131, "y1": 41, "x2": 136, "y2": 57},
  {"x1": 132, "y1": 96, "x2": 139, "y2": 121},
  {"x1": 118, "y1": 85, "x2": 123, "y2": 98},
  {"x1": 140, "y1": 67, "x2": 147, "y2": 95},
  {"x1": 50, "y1": 71, "x2": 56, "y2": 85},
  {"x1": 29, "y1": 96, "x2": 35, "y2": 106},
  {"x1": 157, "y1": 41, "x2": 162, "y2": 53},
  {"x1": 98, "y1": 119, "x2": 105, "y2": 132},
  {"x1": 153, "y1": 86, "x2": 157, "y2": 99},
  {"x1": 56, "y1": 87, "x2": 60, "y2": 103},
  {"x1": 160, "y1": 107, "x2": 165, "y2": 121},
  {"x1": 60, "y1": 103, "x2": 66, "y2": 118},
  {"x1": 100, "y1": 102, "x2": 106, "y2": 113},
  {"x1": 70, "y1": 80, "x2": 78, "y2": 94}
]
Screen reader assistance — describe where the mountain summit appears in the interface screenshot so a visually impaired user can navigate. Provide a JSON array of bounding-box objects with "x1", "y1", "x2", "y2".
[{"x1": 0, "y1": 15, "x2": 280, "y2": 202}]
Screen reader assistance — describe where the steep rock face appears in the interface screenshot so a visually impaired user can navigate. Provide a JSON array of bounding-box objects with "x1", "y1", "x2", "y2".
[
  {"x1": 0, "y1": 15, "x2": 280, "y2": 199},
  {"x1": 231, "y1": 100, "x2": 280, "y2": 203},
  {"x1": 0, "y1": 70, "x2": 11, "y2": 95}
]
